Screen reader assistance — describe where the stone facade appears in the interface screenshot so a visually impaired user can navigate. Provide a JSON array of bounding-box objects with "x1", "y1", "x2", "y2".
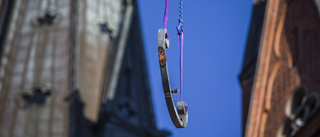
[
  {"x1": 240, "y1": 0, "x2": 320, "y2": 137},
  {"x1": 0, "y1": 0, "x2": 168, "y2": 137}
]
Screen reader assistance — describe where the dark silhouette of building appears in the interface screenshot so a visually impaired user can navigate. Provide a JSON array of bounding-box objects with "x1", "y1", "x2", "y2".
[
  {"x1": 240, "y1": 0, "x2": 320, "y2": 137},
  {"x1": 0, "y1": 0, "x2": 169, "y2": 137}
]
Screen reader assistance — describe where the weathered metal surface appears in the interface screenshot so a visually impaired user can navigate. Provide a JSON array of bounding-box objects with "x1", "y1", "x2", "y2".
[
  {"x1": 158, "y1": 48, "x2": 167, "y2": 62},
  {"x1": 158, "y1": 29, "x2": 188, "y2": 128}
]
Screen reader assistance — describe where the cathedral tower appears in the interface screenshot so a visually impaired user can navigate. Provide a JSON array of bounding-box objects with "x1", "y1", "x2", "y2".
[{"x1": 0, "y1": 0, "x2": 168, "y2": 137}]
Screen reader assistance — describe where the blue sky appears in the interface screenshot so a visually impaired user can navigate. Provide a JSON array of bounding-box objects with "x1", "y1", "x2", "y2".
[{"x1": 137, "y1": 0, "x2": 253, "y2": 136}]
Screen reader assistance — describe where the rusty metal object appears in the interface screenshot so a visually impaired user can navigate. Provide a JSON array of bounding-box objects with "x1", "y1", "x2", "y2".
[
  {"x1": 158, "y1": 29, "x2": 188, "y2": 128},
  {"x1": 158, "y1": 48, "x2": 167, "y2": 62}
]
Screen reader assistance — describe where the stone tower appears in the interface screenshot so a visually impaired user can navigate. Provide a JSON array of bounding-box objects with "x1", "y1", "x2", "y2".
[
  {"x1": 0, "y1": 0, "x2": 168, "y2": 137},
  {"x1": 240, "y1": 0, "x2": 320, "y2": 137}
]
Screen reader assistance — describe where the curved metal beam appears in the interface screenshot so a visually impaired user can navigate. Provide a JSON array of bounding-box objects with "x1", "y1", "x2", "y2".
[{"x1": 158, "y1": 29, "x2": 188, "y2": 128}]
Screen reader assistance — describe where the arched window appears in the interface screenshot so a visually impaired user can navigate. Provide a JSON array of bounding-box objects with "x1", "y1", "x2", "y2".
[
  {"x1": 285, "y1": 85, "x2": 307, "y2": 117},
  {"x1": 280, "y1": 85, "x2": 319, "y2": 136}
]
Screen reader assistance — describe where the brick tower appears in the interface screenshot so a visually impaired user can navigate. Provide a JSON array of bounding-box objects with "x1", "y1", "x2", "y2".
[
  {"x1": 240, "y1": 0, "x2": 320, "y2": 137},
  {"x1": 0, "y1": 0, "x2": 168, "y2": 137}
]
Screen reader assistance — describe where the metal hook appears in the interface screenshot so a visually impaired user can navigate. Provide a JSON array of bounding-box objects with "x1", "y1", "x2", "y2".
[{"x1": 158, "y1": 29, "x2": 188, "y2": 128}]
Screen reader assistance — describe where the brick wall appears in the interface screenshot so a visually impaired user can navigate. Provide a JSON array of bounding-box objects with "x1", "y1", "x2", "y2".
[{"x1": 244, "y1": 0, "x2": 320, "y2": 137}]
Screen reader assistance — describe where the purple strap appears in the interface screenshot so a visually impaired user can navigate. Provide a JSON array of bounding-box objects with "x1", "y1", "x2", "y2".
[
  {"x1": 164, "y1": 0, "x2": 183, "y2": 101},
  {"x1": 163, "y1": 0, "x2": 169, "y2": 29},
  {"x1": 179, "y1": 32, "x2": 183, "y2": 101}
]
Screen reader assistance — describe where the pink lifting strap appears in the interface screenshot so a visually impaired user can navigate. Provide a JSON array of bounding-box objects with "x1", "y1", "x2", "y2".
[
  {"x1": 179, "y1": 32, "x2": 183, "y2": 101},
  {"x1": 163, "y1": 0, "x2": 184, "y2": 101},
  {"x1": 163, "y1": 0, "x2": 169, "y2": 29}
]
